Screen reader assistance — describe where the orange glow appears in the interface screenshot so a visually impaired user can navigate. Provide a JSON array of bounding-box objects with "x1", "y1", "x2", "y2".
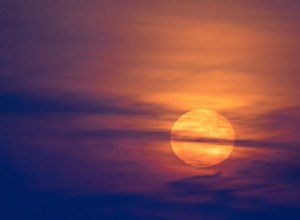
[{"x1": 170, "y1": 109, "x2": 235, "y2": 168}]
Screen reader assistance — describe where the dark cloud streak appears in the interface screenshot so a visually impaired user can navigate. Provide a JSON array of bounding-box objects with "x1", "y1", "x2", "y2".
[
  {"x1": 0, "y1": 91, "x2": 168, "y2": 117},
  {"x1": 50, "y1": 126, "x2": 299, "y2": 151}
]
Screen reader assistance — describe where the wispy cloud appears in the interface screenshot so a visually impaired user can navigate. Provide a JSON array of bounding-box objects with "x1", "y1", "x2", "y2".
[{"x1": 0, "y1": 91, "x2": 174, "y2": 117}]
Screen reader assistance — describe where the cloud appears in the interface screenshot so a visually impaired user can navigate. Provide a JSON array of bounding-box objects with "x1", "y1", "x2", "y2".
[
  {"x1": 224, "y1": 105, "x2": 300, "y2": 142},
  {"x1": 0, "y1": 91, "x2": 171, "y2": 117},
  {"x1": 48, "y1": 126, "x2": 299, "y2": 151},
  {"x1": 1, "y1": 91, "x2": 299, "y2": 146},
  {"x1": 235, "y1": 139, "x2": 299, "y2": 149},
  {"x1": 1, "y1": 91, "x2": 299, "y2": 213},
  {"x1": 3, "y1": 185, "x2": 300, "y2": 220},
  {"x1": 56, "y1": 128, "x2": 169, "y2": 141},
  {"x1": 160, "y1": 166, "x2": 300, "y2": 217}
]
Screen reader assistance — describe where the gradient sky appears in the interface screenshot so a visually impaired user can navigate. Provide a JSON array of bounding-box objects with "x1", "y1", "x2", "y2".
[{"x1": 1, "y1": 1, "x2": 300, "y2": 219}]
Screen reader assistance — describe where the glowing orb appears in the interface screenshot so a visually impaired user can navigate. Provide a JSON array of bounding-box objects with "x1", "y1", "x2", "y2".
[{"x1": 170, "y1": 109, "x2": 235, "y2": 168}]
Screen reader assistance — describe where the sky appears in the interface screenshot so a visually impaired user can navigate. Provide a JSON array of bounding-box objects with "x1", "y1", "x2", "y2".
[{"x1": 1, "y1": 0, "x2": 300, "y2": 219}]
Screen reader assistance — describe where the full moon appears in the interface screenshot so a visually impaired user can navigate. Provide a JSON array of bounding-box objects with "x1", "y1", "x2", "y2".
[{"x1": 170, "y1": 109, "x2": 235, "y2": 168}]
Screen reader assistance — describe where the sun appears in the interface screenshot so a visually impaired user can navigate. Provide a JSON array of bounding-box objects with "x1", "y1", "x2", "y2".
[{"x1": 170, "y1": 109, "x2": 235, "y2": 168}]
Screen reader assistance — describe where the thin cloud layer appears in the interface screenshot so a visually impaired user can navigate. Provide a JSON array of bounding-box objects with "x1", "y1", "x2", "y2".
[{"x1": 0, "y1": 91, "x2": 174, "y2": 116}]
